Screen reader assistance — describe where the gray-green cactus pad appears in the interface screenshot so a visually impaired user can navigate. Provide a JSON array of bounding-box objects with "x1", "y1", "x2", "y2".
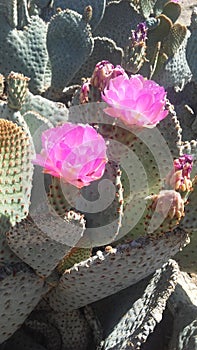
[
  {"x1": 0, "y1": 232, "x2": 21, "y2": 265},
  {"x1": 21, "y1": 91, "x2": 69, "y2": 125},
  {"x1": 71, "y1": 36, "x2": 123, "y2": 85},
  {"x1": 47, "y1": 228, "x2": 187, "y2": 311},
  {"x1": 94, "y1": 0, "x2": 143, "y2": 48},
  {"x1": 6, "y1": 212, "x2": 85, "y2": 277},
  {"x1": 47, "y1": 9, "x2": 94, "y2": 94},
  {"x1": 186, "y1": 7, "x2": 197, "y2": 84},
  {"x1": 100, "y1": 259, "x2": 179, "y2": 350},
  {"x1": 0, "y1": 119, "x2": 34, "y2": 228},
  {"x1": 0, "y1": 263, "x2": 48, "y2": 343},
  {"x1": 37, "y1": 0, "x2": 106, "y2": 31},
  {"x1": 154, "y1": 31, "x2": 192, "y2": 90},
  {"x1": 0, "y1": 14, "x2": 48, "y2": 94},
  {"x1": 168, "y1": 271, "x2": 197, "y2": 350},
  {"x1": 23, "y1": 308, "x2": 94, "y2": 350},
  {"x1": 0, "y1": 329, "x2": 48, "y2": 350}
]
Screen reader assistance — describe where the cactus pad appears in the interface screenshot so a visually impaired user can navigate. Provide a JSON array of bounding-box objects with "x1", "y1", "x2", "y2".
[
  {"x1": 101, "y1": 259, "x2": 179, "y2": 350},
  {"x1": 0, "y1": 263, "x2": 48, "y2": 343},
  {"x1": 0, "y1": 119, "x2": 34, "y2": 228},
  {"x1": 47, "y1": 228, "x2": 188, "y2": 311},
  {"x1": 46, "y1": 9, "x2": 94, "y2": 96}
]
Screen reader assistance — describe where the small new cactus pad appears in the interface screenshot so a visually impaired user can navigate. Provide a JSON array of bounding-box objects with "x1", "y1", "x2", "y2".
[
  {"x1": 0, "y1": 263, "x2": 48, "y2": 343},
  {"x1": 101, "y1": 259, "x2": 179, "y2": 350},
  {"x1": 7, "y1": 71, "x2": 30, "y2": 110},
  {"x1": 47, "y1": 228, "x2": 187, "y2": 311},
  {"x1": 0, "y1": 119, "x2": 34, "y2": 228}
]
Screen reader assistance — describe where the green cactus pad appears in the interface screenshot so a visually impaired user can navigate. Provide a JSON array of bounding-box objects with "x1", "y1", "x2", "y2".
[
  {"x1": 48, "y1": 161, "x2": 124, "y2": 248},
  {"x1": 162, "y1": 23, "x2": 187, "y2": 58},
  {"x1": 76, "y1": 161, "x2": 124, "y2": 248},
  {"x1": 0, "y1": 263, "x2": 48, "y2": 343},
  {"x1": 46, "y1": 9, "x2": 94, "y2": 96},
  {"x1": 47, "y1": 228, "x2": 187, "y2": 311},
  {"x1": 179, "y1": 177, "x2": 197, "y2": 233},
  {"x1": 0, "y1": 329, "x2": 48, "y2": 349},
  {"x1": 101, "y1": 259, "x2": 179, "y2": 349},
  {"x1": 7, "y1": 71, "x2": 30, "y2": 110},
  {"x1": 21, "y1": 91, "x2": 69, "y2": 126},
  {"x1": 0, "y1": 119, "x2": 34, "y2": 227},
  {"x1": 71, "y1": 36, "x2": 123, "y2": 86},
  {"x1": 6, "y1": 213, "x2": 85, "y2": 277},
  {"x1": 37, "y1": 0, "x2": 106, "y2": 31},
  {"x1": 57, "y1": 247, "x2": 92, "y2": 273},
  {"x1": 140, "y1": 0, "x2": 157, "y2": 18},
  {"x1": 148, "y1": 14, "x2": 172, "y2": 43},
  {"x1": 162, "y1": 1, "x2": 181, "y2": 23},
  {"x1": 186, "y1": 9, "x2": 197, "y2": 84},
  {"x1": 25, "y1": 308, "x2": 94, "y2": 350},
  {"x1": 175, "y1": 230, "x2": 197, "y2": 275},
  {"x1": 168, "y1": 271, "x2": 197, "y2": 350},
  {"x1": 153, "y1": 30, "x2": 192, "y2": 89},
  {"x1": 0, "y1": 231, "x2": 21, "y2": 265},
  {"x1": 0, "y1": 14, "x2": 49, "y2": 94},
  {"x1": 94, "y1": 0, "x2": 143, "y2": 48},
  {"x1": 157, "y1": 99, "x2": 182, "y2": 157}
]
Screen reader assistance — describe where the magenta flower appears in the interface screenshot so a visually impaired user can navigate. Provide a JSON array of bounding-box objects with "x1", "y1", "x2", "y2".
[
  {"x1": 101, "y1": 74, "x2": 168, "y2": 128},
  {"x1": 33, "y1": 123, "x2": 108, "y2": 188}
]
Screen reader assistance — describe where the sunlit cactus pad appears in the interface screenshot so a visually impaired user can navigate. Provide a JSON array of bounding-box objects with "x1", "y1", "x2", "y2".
[{"x1": 47, "y1": 229, "x2": 188, "y2": 311}]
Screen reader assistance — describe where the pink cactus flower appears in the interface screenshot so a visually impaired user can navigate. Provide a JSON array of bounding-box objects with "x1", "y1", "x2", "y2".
[
  {"x1": 101, "y1": 74, "x2": 168, "y2": 128},
  {"x1": 90, "y1": 60, "x2": 127, "y2": 91},
  {"x1": 33, "y1": 123, "x2": 108, "y2": 188}
]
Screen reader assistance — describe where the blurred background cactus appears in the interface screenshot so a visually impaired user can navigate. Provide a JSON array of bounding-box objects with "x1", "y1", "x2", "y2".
[{"x1": 0, "y1": 1, "x2": 196, "y2": 349}]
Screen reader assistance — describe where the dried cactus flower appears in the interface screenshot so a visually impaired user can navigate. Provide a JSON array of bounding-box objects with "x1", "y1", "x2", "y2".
[
  {"x1": 122, "y1": 22, "x2": 148, "y2": 74},
  {"x1": 80, "y1": 79, "x2": 90, "y2": 104},
  {"x1": 32, "y1": 123, "x2": 108, "y2": 188},
  {"x1": 166, "y1": 154, "x2": 193, "y2": 192},
  {"x1": 90, "y1": 60, "x2": 127, "y2": 91},
  {"x1": 102, "y1": 74, "x2": 168, "y2": 128}
]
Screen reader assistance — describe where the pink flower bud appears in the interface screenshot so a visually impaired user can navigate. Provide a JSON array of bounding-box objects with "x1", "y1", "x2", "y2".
[{"x1": 166, "y1": 154, "x2": 193, "y2": 192}]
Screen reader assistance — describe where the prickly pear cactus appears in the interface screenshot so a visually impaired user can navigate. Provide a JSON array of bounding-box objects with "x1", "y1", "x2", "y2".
[{"x1": 0, "y1": 1, "x2": 197, "y2": 349}]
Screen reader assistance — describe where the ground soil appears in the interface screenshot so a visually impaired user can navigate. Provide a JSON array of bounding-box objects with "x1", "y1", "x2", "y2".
[{"x1": 179, "y1": 0, "x2": 197, "y2": 26}]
